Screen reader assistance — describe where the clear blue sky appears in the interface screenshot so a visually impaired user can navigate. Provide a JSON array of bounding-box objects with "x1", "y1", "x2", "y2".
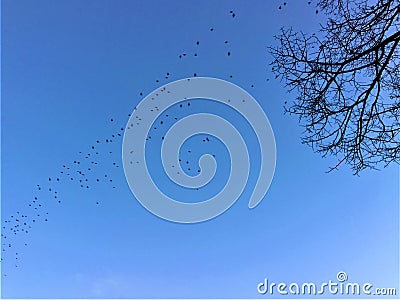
[{"x1": 1, "y1": 0, "x2": 399, "y2": 298}]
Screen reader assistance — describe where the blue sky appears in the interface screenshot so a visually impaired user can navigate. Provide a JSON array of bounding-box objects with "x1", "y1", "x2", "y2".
[{"x1": 1, "y1": 0, "x2": 399, "y2": 298}]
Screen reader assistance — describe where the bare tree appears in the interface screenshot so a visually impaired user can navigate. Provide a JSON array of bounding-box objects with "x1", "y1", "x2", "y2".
[{"x1": 270, "y1": 0, "x2": 400, "y2": 174}]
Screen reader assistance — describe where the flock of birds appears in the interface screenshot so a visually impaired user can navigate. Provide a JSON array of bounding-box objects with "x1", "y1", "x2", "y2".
[
  {"x1": 1, "y1": 8, "x2": 242, "y2": 276},
  {"x1": 1, "y1": 120, "x2": 125, "y2": 273},
  {"x1": 1, "y1": 2, "x2": 309, "y2": 278}
]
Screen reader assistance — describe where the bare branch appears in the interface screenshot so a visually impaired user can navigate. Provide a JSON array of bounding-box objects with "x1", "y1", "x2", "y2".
[{"x1": 269, "y1": 0, "x2": 400, "y2": 174}]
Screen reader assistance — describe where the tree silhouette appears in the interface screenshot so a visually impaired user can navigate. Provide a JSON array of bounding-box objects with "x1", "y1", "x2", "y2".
[{"x1": 270, "y1": 0, "x2": 400, "y2": 174}]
